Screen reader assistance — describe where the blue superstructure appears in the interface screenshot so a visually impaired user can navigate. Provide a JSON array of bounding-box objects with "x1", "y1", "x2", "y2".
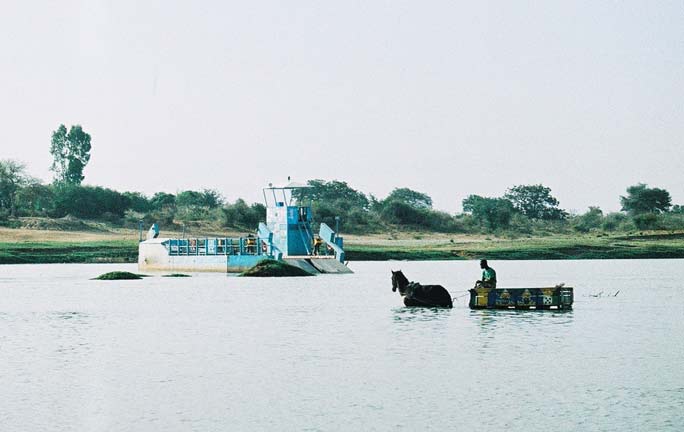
[{"x1": 260, "y1": 182, "x2": 343, "y2": 261}]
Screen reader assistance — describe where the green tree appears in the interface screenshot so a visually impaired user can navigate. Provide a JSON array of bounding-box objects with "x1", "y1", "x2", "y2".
[
  {"x1": 573, "y1": 206, "x2": 604, "y2": 233},
  {"x1": 221, "y1": 199, "x2": 266, "y2": 228},
  {"x1": 381, "y1": 200, "x2": 427, "y2": 226},
  {"x1": 122, "y1": 192, "x2": 152, "y2": 213},
  {"x1": 602, "y1": 212, "x2": 630, "y2": 231},
  {"x1": 294, "y1": 180, "x2": 370, "y2": 210},
  {"x1": 50, "y1": 184, "x2": 130, "y2": 219},
  {"x1": 150, "y1": 192, "x2": 176, "y2": 209},
  {"x1": 620, "y1": 183, "x2": 671, "y2": 215},
  {"x1": 176, "y1": 189, "x2": 223, "y2": 208},
  {"x1": 505, "y1": 184, "x2": 566, "y2": 220},
  {"x1": 0, "y1": 159, "x2": 31, "y2": 217},
  {"x1": 50, "y1": 124, "x2": 92, "y2": 184},
  {"x1": 384, "y1": 188, "x2": 433, "y2": 209},
  {"x1": 462, "y1": 195, "x2": 514, "y2": 229},
  {"x1": 16, "y1": 182, "x2": 53, "y2": 216},
  {"x1": 291, "y1": 179, "x2": 374, "y2": 233}
]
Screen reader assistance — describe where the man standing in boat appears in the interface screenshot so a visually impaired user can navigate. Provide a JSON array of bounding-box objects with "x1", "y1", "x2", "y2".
[{"x1": 476, "y1": 259, "x2": 497, "y2": 288}]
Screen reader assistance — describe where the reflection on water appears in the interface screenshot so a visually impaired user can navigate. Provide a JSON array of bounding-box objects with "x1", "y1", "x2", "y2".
[
  {"x1": 392, "y1": 306, "x2": 452, "y2": 323},
  {"x1": 51, "y1": 311, "x2": 89, "y2": 320},
  {"x1": 0, "y1": 260, "x2": 683, "y2": 432},
  {"x1": 469, "y1": 308, "x2": 575, "y2": 328}
]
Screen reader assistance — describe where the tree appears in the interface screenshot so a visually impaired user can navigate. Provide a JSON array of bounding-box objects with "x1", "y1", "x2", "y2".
[
  {"x1": 176, "y1": 189, "x2": 223, "y2": 209},
  {"x1": 381, "y1": 200, "x2": 427, "y2": 226},
  {"x1": 50, "y1": 184, "x2": 130, "y2": 219},
  {"x1": 122, "y1": 192, "x2": 152, "y2": 213},
  {"x1": 50, "y1": 124, "x2": 92, "y2": 184},
  {"x1": 385, "y1": 188, "x2": 433, "y2": 209},
  {"x1": 150, "y1": 192, "x2": 176, "y2": 209},
  {"x1": 620, "y1": 183, "x2": 671, "y2": 215},
  {"x1": 573, "y1": 206, "x2": 604, "y2": 233},
  {"x1": 462, "y1": 195, "x2": 514, "y2": 229},
  {"x1": 294, "y1": 179, "x2": 370, "y2": 210},
  {"x1": 505, "y1": 184, "x2": 566, "y2": 220},
  {"x1": 15, "y1": 182, "x2": 53, "y2": 216},
  {"x1": 0, "y1": 159, "x2": 31, "y2": 217},
  {"x1": 221, "y1": 199, "x2": 266, "y2": 228}
]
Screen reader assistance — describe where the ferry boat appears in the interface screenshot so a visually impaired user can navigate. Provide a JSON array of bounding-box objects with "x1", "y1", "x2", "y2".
[{"x1": 138, "y1": 182, "x2": 352, "y2": 274}]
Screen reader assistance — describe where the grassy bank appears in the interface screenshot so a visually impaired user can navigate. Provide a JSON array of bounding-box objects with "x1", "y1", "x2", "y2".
[
  {"x1": 2, "y1": 227, "x2": 684, "y2": 264},
  {"x1": 345, "y1": 236, "x2": 684, "y2": 260},
  {"x1": 0, "y1": 239, "x2": 138, "y2": 264}
]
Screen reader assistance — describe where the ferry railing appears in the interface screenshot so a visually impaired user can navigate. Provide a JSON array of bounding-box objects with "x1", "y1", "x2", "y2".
[{"x1": 166, "y1": 238, "x2": 267, "y2": 257}]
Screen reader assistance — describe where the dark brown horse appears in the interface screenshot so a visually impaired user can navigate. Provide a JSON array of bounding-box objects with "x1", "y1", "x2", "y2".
[{"x1": 391, "y1": 270, "x2": 453, "y2": 308}]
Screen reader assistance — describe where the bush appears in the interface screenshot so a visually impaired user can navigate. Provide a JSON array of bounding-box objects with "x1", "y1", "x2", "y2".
[
  {"x1": 176, "y1": 206, "x2": 211, "y2": 222},
  {"x1": 508, "y1": 213, "x2": 534, "y2": 234},
  {"x1": 380, "y1": 200, "x2": 427, "y2": 226},
  {"x1": 176, "y1": 189, "x2": 223, "y2": 209},
  {"x1": 633, "y1": 213, "x2": 659, "y2": 230},
  {"x1": 572, "y1": 207, "x2": 603, "y2": 233},
  {"x1": 50, "y1": 184, "x2": 131, "y2": 219},
  {"x1": 655, "y1": 213, "x2": 684, "y2": 231},
  {"x1": 602, "y1": 212, "x2": 630, "y2": 231},
  {"x1": 222, "y1": 199, "x2": 265, "y2": 229},
  {"x1": 452, "y1": 214, "x2": 479, "y2": 233},
  {"x1": 16, "y1": 183, "x2": 54, "y2": 216},
  {"x1": 122, "y1": 192, "x2": 152, "y2": 213},
  {"x1": 146, "y1": 208, "x2": 177, "y2": 227},
  {"x1": 424, "y1": 210, "x2": 460, "y2": 232},
  {"x1": 462, "y1": 195, "x2": 515, "y2": 229}
]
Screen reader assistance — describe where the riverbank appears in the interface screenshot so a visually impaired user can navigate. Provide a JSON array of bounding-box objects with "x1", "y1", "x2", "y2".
[{"x1": 2, "y1": 227, "x2": 684, "y2": 264}]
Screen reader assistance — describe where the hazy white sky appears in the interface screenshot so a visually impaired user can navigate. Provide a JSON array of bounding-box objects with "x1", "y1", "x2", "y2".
[{"x1": 1, "y1": 1, "x2": 682, "y2": 214}]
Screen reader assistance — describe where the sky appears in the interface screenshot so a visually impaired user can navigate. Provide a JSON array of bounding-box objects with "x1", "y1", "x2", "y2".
[{"x1": 1, "y1": 1, "x2": 682, "y2": 214}]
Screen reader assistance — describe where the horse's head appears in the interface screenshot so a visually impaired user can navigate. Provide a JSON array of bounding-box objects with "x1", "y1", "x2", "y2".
[{"x1": 391, "y1": 270, "x2": 409, "y2": 295}]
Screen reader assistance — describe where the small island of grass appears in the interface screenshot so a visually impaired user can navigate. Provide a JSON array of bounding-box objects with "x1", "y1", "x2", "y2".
[
  {"x1": 240, "y1": 259, "x2": 314, "y2": 277},
  {"x1": 93, "y1": 271, "x2": 146, "y2": 280},
  {"x1": 162, "y1": 273, "x2": 191, "y2": 277}
]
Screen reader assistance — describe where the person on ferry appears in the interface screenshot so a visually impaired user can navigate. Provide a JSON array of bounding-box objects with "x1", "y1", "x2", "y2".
[
  {"x1": 245, "y1": 234, "x2": 256, "y2": 254},
  {"x1": 312, "y1": 235, "x2": 323, "y2": 255}
]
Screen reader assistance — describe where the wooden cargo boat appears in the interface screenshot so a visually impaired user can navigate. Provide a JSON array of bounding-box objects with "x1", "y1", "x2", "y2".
[{"x1": 469, "y1": 285, "x2": 573, "y2": 310}]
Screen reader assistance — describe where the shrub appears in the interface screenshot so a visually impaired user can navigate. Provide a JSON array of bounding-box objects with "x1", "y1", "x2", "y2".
[
  {"x1": 222, "y1": 199, "x2": 265, "y2": 229},
  {"x1": 572, "y1": 207, "x2": 604, "y2": 233},
  {"x1": 656, "y1": 213, "x2": 684, "y2": 231},
  {"x1": 602, "y1": 212, "x2": 630, "y2": 231},
  {"x1": 50, "y1": 184, "x2": 131, "y2": 219},
  {"x1": 633, "y1": 213, "x2": 658, "y2": 230},
  {"x1": 380, "y1": 200, "x2": 427, "y2": 226}
]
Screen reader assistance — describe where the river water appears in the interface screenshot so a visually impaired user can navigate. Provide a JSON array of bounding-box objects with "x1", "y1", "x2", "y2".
[{"x1": 1, "y1": 260, "x2": 683, "y2": 431}]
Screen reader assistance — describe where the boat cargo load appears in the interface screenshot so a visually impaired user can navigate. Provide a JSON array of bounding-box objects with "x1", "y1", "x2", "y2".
[{"x1": 469, "y1": 285, "x2": 573, "y2": 310}]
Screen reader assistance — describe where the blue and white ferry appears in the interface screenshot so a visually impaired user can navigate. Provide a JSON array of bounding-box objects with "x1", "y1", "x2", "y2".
[{"x1": 138, "y1": 182, "x2": 352, "y2": 274}]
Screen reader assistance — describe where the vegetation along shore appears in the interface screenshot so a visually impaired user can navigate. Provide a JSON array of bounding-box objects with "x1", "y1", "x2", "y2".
[
  {"x1": 2, "y1": 224, "x2": 684, "y2": 265},
  {"x1": 2, "y1": 127, "x2": 684, "y2": 264}
]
